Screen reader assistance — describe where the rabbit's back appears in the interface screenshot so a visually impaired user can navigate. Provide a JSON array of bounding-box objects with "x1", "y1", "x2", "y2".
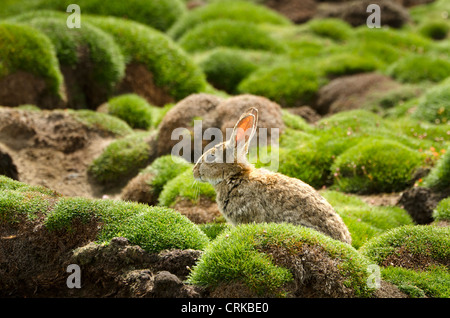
[{"x1": 215, "y1": 168, "x2": 352, "y2": 244}]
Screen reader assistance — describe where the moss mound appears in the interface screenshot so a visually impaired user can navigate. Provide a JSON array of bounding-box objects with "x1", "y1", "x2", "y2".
[
  {"x1": 412, "y1": 78, "x2": 450, "y2": 124},
  {"x1": 178, "y1": 19, "x2": 286, "y2": 54},
  {"x1": 307, "y1": 18, "x2": 353, "y2": 42},
  {"x1": 158, "y1": 169, "x2": 216, "y2": 207},
  {"x1": 381, "y1": 266, "x2": 450, "y2": 298},
  {"x1": 106, "y1": 94, "x2": 156, "y2": 130},
  {"x1": 318, "y1": 53, "x2": 380, "y2": 78},
  {"x1": 46, "y1": 196, "x2": 208, "y2": 253},
  {"x1": 0, "y1": 22, "x2": 63, "y2": 97},
  {"x1": 238, "y1": 62, "x2": 320, "y2": 107},
  {"x1": 86, "y1": 16, "x2": 207, "y2": 102},
  {"x1": 433, "y1": 198, "x2": 450, "y2": 222},
  {"x1": 387, "y1": 54, "x2": 450, "y2": 83},
  {"x1": 198, "y1": 48, "x2": 259, "y2": 94},
  {"x1": 360, "y1": 225, "x2": 449, "y2": 270},
  {"x1": 422, "y1": 145, "x2": 450, "y2": 190},
  {"x1": 355, "y1": 27, "x2": 431, "y2": 53},
  {"x1": 321, "y1": 191, "x2": 413, "y2": 249},
  {"x1": 88, "y1": 131, "x2": 154, "y2": 185},
  {"x1": 169, "y1": 0, "x2": 290, "y2": 40},
  {"x1": 68, "y1": 109, "x2": 133, "y2": 137},
  {"x1": 141, "y1": 155, "x2": 192, "y2": 195},
  {"x1": 360, "y1": 224, "x2": 450, "y2": 298},
  {"x1": 188, "y1": 223, "x2": 375, "y2": 297},
  {"x1": 331, "y1": 138, "x2": 424, "y2": 194},
  {"x1": 0, "y1": 176, "x2": 209, "y2": 254},
  {"x1": 19, "y1": 15, "x2": 125, "y2": 107},
  {"x1": 16, "y1": 0, "x2": 186, "y2": 31}
]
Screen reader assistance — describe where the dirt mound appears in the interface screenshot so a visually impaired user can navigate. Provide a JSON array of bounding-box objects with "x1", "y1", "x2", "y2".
[
  {"x1": 0, "y1": 71, "x2": 66, "y2": 109},
  {"x1": 68, "y1": 237, "x2": 201, "y2": 297},
  {"x1": 0, "y1": 210, "x2": 202, "y2": 298},
  {"x1": 399, "y1": 0, "x2": 435, "y2": 7},
  {"x1": 121, "y1": 172, "x2": 159, "y2": 206},
  {"x1": 316, "y1": 0, "x2": 410, "y2": 28},
  {"x1": 115, "y1": 63, "x2": 175, "y2": 107},
  {"x1": 398, "y1": 187, "x2": 450, "y2": 224},
  {"x1": 265, "y1": 0, "x2": 317, "y2": 23},
  {"x1": 215, "y1": 94, "x2": 285, "y2": 140},
  {"x1": 156, "y1": 93, "x2": 223, "y2": 161},
  {"x1": 172, "y1": 196, "x2": 221, "y2": 224},
  {"x1": 157, "y1": 94, "x2": 285, "y2": 162},
  {"x1": 315, "y1": 73, "x2": 400, "y2": 115},
  {"x1": 287, "y1": 106, "x2": 321, "y2": 123},
  {"x1": 0, "y1": 107, "x2": 116, "y2": 198},
  {"x1": 0, "y1": 211, "x2": 99, "y2": 297}
]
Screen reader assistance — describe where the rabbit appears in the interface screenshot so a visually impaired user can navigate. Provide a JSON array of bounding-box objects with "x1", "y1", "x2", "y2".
[{"x1": 193, "y1": 107, "x2": 352, "y2": 244}]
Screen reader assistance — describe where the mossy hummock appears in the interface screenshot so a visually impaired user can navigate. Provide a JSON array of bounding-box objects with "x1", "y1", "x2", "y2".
[
  {"x1": 87, "y1": 16, "x2": 208, "y2": 102},
  {"x1": 0, "y1": 22, "x2": 64, "y2": 98},
  {"x1": 0, "y1": 176, "x2": 209, "y2": 254},
  {"x1": 188, "y1": 223, "x2": 376, "y2": 297}
]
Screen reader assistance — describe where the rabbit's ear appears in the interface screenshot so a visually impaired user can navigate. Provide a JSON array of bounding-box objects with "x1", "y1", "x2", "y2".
[{"x1": 229, "y1": 108, "x2": 258, "y2": 157}]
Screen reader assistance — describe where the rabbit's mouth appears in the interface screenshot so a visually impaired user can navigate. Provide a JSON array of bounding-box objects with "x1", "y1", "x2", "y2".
[{"x1": 193, "y1": 164, "x2": 203, "y2": 182}]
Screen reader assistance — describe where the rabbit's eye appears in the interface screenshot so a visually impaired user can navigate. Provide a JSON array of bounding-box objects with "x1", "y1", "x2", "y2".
[{"x1": 205, "y1": 153, "x2": 215, "y2": 163}]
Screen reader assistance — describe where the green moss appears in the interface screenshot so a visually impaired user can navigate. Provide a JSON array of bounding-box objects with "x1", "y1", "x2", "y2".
[
  {"x1": 107, "y1": 94, "x2": 155, "y2": 129},
  {"x1": 42, "y1": 195, "x2": 209, "y2": 253},
  {"x1": 360, "y1": 225, "x2": 450, "y2": 268},
  {"x1": 344, "y1": 39, "x2": 405, "y2": 67},
  {"x1": 0, "y1": 22, "x2": 63, "y2": 96},
  {"x1": 281, "y1": 110, "x2": 314, "y2": 132},
  {"x1": 0, "y1": 189, "x2": 55, "y2": 224},
  {"x1": 141, "y1": 155, "x2": 192, "y2": 195},
  {"x1": 20, "y1": 16, "x2": 125, "y2": 98},
  {"x1": 313, "y1": 109, "x2": 444, "y2": 159},
  {"x1": 0, "y1": 175, "x2": 60, "y2": 197},
  {"x1": 382, "y1": 266, "x2": 450, "y2": 298},
  {"x1": 188, "y1": 223, "x2": 375, "y2": 297},
  {"x1": 0, "y1": 176, "x2": 208, "y2": 253},
  {"x1": 422, "y1": 145, "x2": 450, "y2": 190},
  {"x1": 158, "y1": 169, "x2": 216, "y2": 207},
  {"x1": 387, "y1": 54, "x2": 450, "y2": 83},
  {"x1": 434, "y1": 198, "x2": 450, "y2": 221},
  {"x1": 307, "y1": 18, "x2": 353, "y2": 42},
  {"x1": 178, "y1": 19, "x2": 286, "y2": 54},
  {"x1": 169, "y1": 0, "x2": 290, "y2": 40},
  {"x1": 321, "y1": 190, "x2": 413, "y2": 249},
  {"x1": 331, "y1": 138, "x2": 424, "y2": 193},
  {"x1": 15, "y1": 0, "x2": 186, "y2": 31},
  {"x1": 198, "y1": 48, "x2": 259, "y2": 93},
  {"x1": 412, "y1": 78, "x2": 450, "y2": 124},
  {"x1": 69, "y1": 109, "x2": 133, "y2": 137},
  {"x1": 88, "y1": 132, "x2": 153, "y2": 184},
  {"x1": 273, "y1": 143, "x2": 335, "y2": 189},
  {"x1": 238, "y1": 62, "x2": 320, "y2": 107},
  {"x1": 86, "y1": 16, "x2": 207, "y2": 102},
  {"x1": 198, "y1": 221, "x2": 230, "y2": 240},
  {"x1": 410, "y1": 0, "x2": 450, "y2": 25},
  {"x1": 363, "y1": 85, "x2": 423, "y2": 112},
  {"x1": 384, "y1": 117, "x2": 449, "y2": 149},
  {"x1": 316, "y1": 109, "x2": 385, "y2": 135},
  {"x1": 318, "y1": 52, "x2": 380, "y2": 78},
  {"x1": 355, "y1": 27, "x2": 431, "y2": 53}
]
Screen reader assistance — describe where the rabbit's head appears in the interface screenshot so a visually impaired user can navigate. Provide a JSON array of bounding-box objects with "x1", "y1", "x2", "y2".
[{"x1": 193, "y1": 108, "x2": 258, "y2": 185}]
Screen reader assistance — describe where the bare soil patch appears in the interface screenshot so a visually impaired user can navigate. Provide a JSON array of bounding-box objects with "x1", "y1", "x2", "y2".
[{"x1": 0, "y1": 107, "x2": 117, "y2": 198}]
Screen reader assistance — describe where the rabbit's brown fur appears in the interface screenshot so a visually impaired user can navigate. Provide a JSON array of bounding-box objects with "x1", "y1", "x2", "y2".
[{"x1": 193, "y1": 108, "x2": 352, "y2": 244}]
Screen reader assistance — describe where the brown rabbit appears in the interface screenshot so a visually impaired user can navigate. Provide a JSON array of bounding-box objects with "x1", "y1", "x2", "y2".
[{"x1": 193, "y1": 108, "x2": 352, "y2": 244}]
